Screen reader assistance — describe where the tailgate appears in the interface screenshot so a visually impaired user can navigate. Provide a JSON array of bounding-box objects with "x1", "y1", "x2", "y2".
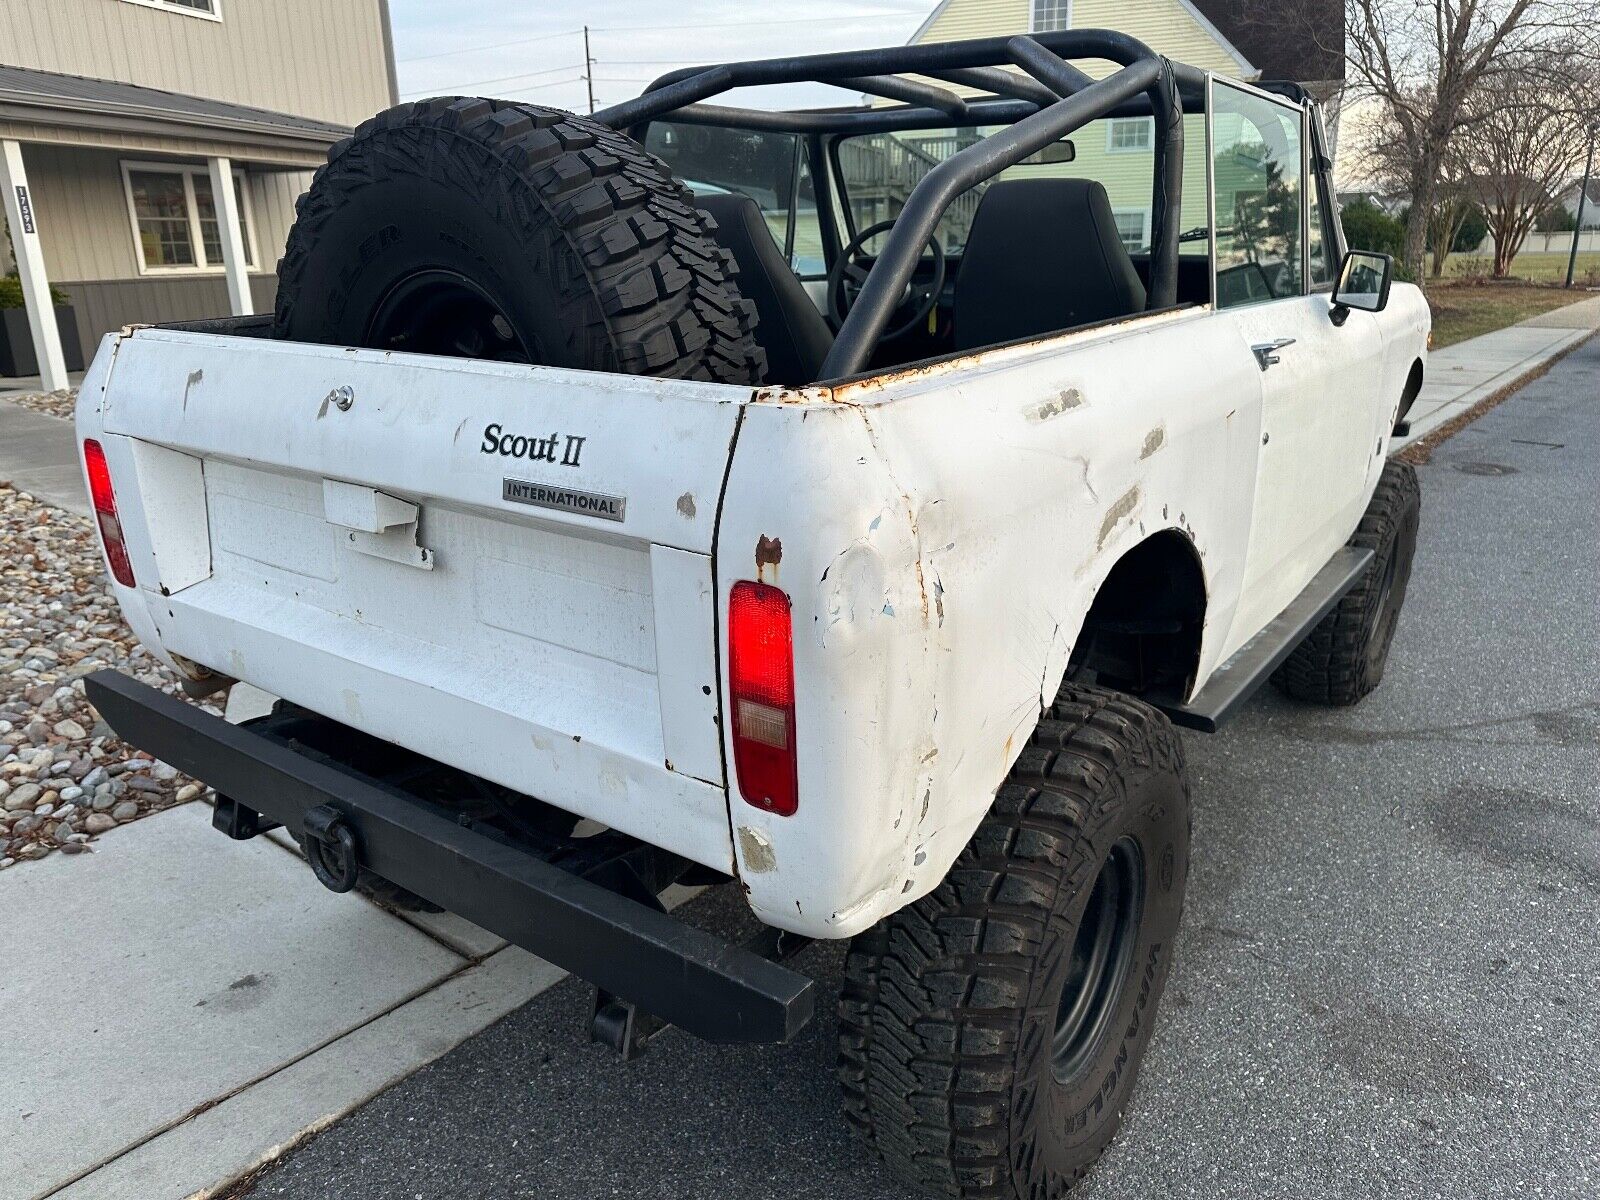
[{"x1": 94, "y1": 329, "x2": 745, "y2": 871}]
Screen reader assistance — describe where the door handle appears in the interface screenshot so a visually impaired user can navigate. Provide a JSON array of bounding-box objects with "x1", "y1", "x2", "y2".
[{"x1": 1252, "y1": 338, "x2": 1296, "y2": 370}]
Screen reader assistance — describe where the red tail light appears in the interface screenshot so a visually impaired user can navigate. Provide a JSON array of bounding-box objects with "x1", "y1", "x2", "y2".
[
  {"x1": 728, "y1": 580, "x2": 798, "y2": 816},
  {"x1": 83, "y1": 439, "x2": 136, "y2": 587}
]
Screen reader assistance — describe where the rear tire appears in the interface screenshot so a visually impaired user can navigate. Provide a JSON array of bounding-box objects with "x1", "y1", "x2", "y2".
[
  {"x1": 1272, "y1": 459, "x2": 1421, "y2": 706},
  {"x1": 274, "y1": 97, "x2": 765, "y2": 384},
  {"x1": 839, "y1": 684, "x2": 1191, "y2": 1198}
]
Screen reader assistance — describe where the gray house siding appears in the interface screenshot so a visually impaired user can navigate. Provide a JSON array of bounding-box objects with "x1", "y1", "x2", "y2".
[
  {"x1": 0, "y1": 0, "x2": 394, "y2": 128},
  {"x1": 58, "y1": 273, "x2": 279, "y2": 360}
]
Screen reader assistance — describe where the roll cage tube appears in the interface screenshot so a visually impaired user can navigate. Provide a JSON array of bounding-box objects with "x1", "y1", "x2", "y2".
[{"x1": 593, "y1": 30, "x2": 1189, "y2": 380}]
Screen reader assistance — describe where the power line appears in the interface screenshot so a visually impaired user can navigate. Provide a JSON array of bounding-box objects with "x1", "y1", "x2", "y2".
[
  {"x1": 399, "y1": 62, "x2": 585, "y2": 98},
  {"x1": 397, "y1": 28, "x2": 582, "y2": 64},
  {"x1": 504, "y1": 75, "x2": 590, "y2": 94},
  {"x1": 589, "y1": 9, "x2": 927, "y2": 32},
  {"x1": 396, "y1": 7, "x2": 926, "y2": 65}
]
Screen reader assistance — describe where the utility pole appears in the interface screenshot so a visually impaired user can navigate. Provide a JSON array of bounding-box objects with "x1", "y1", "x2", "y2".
[{"x1": 583, "y1": 25, "x2": 596, "y2": 115}]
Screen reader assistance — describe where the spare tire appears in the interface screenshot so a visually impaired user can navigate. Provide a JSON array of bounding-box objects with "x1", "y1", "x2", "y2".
[{"x1": 274, "y1": 97, "x2": 766, "y2": 384}]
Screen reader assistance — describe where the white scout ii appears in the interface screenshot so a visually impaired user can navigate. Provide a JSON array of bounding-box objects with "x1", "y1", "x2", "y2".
[{"x1": 78, "y1": 29, "x2": 1426, "y2": 1199}]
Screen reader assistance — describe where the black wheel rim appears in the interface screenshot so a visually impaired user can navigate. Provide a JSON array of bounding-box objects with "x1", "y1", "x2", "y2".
[
  {"x1": 364, "y1": 269, "x2": 530, "y2": 362},
  {"x1": 1051, "y1": 837, "x2": 1146, "y2": 1084}
]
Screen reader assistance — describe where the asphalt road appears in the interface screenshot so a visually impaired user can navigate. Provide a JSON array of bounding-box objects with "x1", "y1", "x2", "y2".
[{"x1": 248, "y1": 341, "x2": 1600, "y2": 1200}]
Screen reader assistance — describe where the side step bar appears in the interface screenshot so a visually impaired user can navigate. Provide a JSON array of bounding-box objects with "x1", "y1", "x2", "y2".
[
  {"x1": 1151, "y1": 545, "x2": 1375, "y2": 732},
  {"x1": 84, "y1": 670, "x2": 816, "y2": 1047}
]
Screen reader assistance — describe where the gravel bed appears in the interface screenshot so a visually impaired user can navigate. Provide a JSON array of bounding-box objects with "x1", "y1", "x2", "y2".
[
  {"x1": 2, "y1": 387, "x2": 77, "y2": 421},
  {"x1": 1, "y1": 482, "x2": 216, "y2": 870}
]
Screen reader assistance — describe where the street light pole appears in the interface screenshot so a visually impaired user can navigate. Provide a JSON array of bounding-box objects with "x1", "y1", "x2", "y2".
[{"x1": 1565, "y1": 123, "x2": 1596, "y2": 289}]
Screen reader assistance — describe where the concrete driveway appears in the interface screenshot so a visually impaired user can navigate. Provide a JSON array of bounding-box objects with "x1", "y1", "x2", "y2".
[{"x1": 240, "y1": 341, "x2": 1600, "y2": 1198}]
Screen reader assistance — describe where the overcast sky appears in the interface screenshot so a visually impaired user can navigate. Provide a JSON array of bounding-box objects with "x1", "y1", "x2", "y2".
[{"x1": 388, "y1": 0, "x2": 935, "y2": 114}]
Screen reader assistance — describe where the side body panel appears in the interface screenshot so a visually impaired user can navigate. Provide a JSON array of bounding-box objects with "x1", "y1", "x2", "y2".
[{"x1": 717, "y1": 308, "x2": 1265, "y2": 935}]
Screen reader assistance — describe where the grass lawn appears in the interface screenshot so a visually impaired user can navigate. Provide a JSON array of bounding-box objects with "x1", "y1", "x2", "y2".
[
  {"x1": 1424, "y1": 281, "x2": 1588, "y2": 349},
  {"x1": 1439, "y1": 250, "x2": 1600, "y2": 284}
]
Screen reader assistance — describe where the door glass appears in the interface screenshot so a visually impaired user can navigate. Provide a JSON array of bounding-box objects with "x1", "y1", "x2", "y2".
[{"x1": 1211, "y1": 83, "x2": 1304, "y2": 308}]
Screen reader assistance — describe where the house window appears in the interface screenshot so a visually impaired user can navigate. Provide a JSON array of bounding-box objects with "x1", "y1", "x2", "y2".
[
  {"x1": 1106, "y1": 118, "x2": 1154, "y2": 154},
  {"x1": 1031, "y1": 0, "x2": 1071, "y2": 33},
  {"x1": 118, "y1": 0, "x2": 221, "y2": 20},
  {"x1": 1112, "y1": 209, "x2": 1150, "y2": 253},
  {"x1": 122, "y1": 162, "x2": 256, "y2": 274}
]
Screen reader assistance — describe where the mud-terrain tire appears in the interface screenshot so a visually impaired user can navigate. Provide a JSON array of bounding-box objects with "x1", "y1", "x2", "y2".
[
  {"x1": 839, "y1": 684, "x2": 1191, "y2": 1199},
  {"x1": 274, "y1": 97, "x2": 765, "y2": 384},
  {"x1": 1272, "y1": 459, "x2": 1421, "y2": 706}
]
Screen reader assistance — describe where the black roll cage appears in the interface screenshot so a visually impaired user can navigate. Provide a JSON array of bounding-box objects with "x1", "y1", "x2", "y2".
[{"x1": 595, "y1": 30, "x2": 1208, "y2": 380}]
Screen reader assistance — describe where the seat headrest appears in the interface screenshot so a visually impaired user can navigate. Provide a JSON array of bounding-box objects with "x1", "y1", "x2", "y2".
[{"x1": 953, "y1": 178, "x2": 1147, "y2": 351}]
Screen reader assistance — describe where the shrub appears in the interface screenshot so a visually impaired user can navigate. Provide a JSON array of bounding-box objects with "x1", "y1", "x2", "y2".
[
  {"x1": 0, "y1": 274, "x2": 71, "y2": 309},
  {"x1": 1453, "y1": 206, "x2": 1488, "y2": 253},
  {"x1": 1340, "y1": 199, "x2": 1406, "y2": 260}
]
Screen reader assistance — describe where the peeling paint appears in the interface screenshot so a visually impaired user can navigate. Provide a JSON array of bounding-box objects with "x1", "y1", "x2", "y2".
[
  {"x1": 1140, "y1": 425, "x2": 1166, "y2": 459},
  {"x1": 676, "y1": 491, "x2": 697, "y2": 519},
  {"x1": 1097, "y1": 486, "x2": 1141, "y2": 549},
  {"x1": 1028, "y1": 387, "x2": 1084, "y2": 422},
  {"x1": 737, "y1": 826, "x2": 777, "y2": 873}
]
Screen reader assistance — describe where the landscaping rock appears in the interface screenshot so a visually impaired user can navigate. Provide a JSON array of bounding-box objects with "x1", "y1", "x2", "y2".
[
  {"x1": 6, "y1": 783, "x2": 41, "y2": 810},
  {"x1": 0, "y1": 481, "x2": 215, "y2": 868}
]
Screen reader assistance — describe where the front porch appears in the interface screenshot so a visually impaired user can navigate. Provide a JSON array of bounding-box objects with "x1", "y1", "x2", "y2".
[{"x1": 0, "y1": 64, "x2": 348, "y2": 387}]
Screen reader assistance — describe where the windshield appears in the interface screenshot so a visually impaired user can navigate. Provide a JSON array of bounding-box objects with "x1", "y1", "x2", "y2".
[
  {"x1": 835, "y1": 114, "x2": 1212, "y2": 257},
  {"x1": 643, "y1": 121, "x2": 826, "y2": 275}
]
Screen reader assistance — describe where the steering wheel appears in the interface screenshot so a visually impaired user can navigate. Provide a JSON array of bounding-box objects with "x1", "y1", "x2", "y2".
[{"x1": 828, "y1": 219, "x2": 947, "y2": 342}]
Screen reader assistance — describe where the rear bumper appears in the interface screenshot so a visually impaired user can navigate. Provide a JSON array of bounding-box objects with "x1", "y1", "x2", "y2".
[{"x1": 85, "y1": 670, "x2": 815, "y2": 1046}]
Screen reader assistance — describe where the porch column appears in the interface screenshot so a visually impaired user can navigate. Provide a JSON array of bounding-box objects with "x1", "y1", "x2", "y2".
[
  {"x1": 207, "y1": 156, "x2": 254, "y2": 316},
  {"x1": 0, "y1": 139, "x2": 69, "y2": 392}
]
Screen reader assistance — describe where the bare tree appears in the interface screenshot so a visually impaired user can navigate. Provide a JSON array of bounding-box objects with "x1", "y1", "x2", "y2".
[
  {"x1": 1234, "y1": 0, "x2": 1596, "y2": 281},
  {"x1": 1427, "y1": 143, "x2": 1478, "y2": 277},
  {"x1": 1467, "y1": 59, "x2": 1596, "y2": 276}
]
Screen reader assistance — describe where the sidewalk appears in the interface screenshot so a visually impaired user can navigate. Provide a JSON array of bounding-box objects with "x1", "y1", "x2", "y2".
[
  {"x1": 2, "y1": 291, "x2": 1597, "y2": 1200},
  {"x1": 1393, "y1": 292, "x2": 1600, "y2": 449},
  {"x1": 0, "y1": 403, "x2": 88, "y2": 516}
]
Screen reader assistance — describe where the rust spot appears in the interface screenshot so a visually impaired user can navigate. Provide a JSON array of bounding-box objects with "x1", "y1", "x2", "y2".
[
  {"x1": 1097, "y1": 487, "x2": 1140, "y2": 550},
  {"x1": 676, "y1": 491, "x2": 697, "y2": 519},
  {"x1": 756, "y1": 534, "x2": 783, "y2": 583},
  {"x1": 1140, "y1": 426, "x2": 1166, "y2": 459}
]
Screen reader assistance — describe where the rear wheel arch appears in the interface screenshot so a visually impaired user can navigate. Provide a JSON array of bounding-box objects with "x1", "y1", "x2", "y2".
[{"x1": 1067, "y1": 528, "x2": 1208, "y2": 701}]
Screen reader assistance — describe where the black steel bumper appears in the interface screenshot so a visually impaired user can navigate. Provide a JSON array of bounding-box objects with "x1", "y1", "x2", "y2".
[{"x1": 85, "y1": 669, "x2": 816, "y2": 1047}]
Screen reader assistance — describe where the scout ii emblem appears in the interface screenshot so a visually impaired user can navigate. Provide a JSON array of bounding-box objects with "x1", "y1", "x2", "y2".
[{"x1": 502, "y1": 478, "x2": 626, "y2": 522}]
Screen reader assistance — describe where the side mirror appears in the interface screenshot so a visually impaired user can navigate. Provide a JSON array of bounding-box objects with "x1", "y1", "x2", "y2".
[{"x1": 1330, "y1": 249, "x2": 1393, "y2": 324}]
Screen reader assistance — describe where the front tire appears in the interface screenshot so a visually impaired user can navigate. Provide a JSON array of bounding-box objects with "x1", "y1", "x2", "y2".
[
  {"x1": 1273, "y1": 459, "x2": 1421, "y2": 706},
  {"x1": 839, "y1": 684, "x2": 1191, "y2": 1198}
]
